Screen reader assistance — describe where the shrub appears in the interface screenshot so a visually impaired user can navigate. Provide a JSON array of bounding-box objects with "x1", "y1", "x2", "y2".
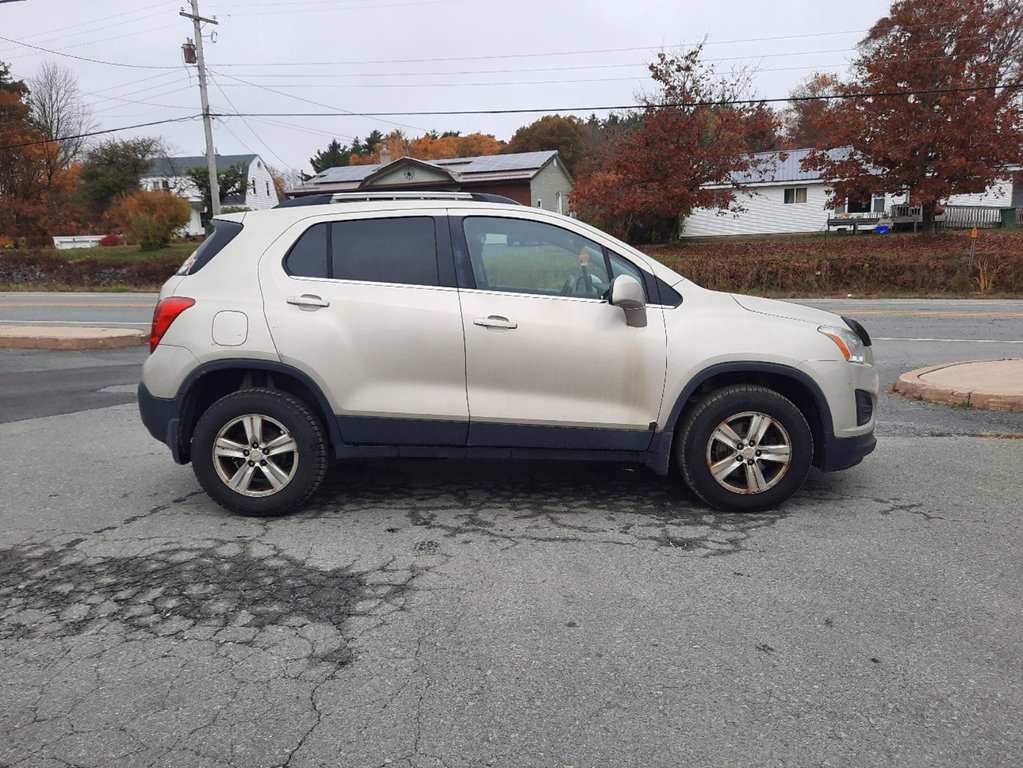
[
  {"x1": 98, "y1": 233, "x2": 124, "y2": 246},
  {"x1": 109, "y1": 191, "x2": 191, "y2": 251}
]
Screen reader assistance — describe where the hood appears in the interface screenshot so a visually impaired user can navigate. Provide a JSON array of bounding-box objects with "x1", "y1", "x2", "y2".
[{"x1": 730, "y1": 294, "x2": 841, "y2": 326}]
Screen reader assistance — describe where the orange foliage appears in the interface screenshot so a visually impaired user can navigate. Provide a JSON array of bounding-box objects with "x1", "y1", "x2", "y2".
[
  {"x1": 1, "y1": 84, "x2": 87, "y2": 245},
  {"x1": 109, "y1": 190, "x2": 191, "y2": 251},
  {"x1": 350, "y1": 129, "x2": 505, "y2": 165},
  {"x1": 572, "y1": 47, "x2": 779, "y2": 242}
]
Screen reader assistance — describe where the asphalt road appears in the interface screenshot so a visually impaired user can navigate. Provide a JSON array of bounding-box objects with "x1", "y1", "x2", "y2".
[
  {"x1": 0, "y1": 291, "x2": 157, "y2": 328},
  {"x1": 0, "y1": 294, "x2": 1021, "y2": 768}
]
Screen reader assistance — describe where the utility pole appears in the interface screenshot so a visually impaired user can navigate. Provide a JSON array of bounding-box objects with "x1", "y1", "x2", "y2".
[{"x1": 180, "y1": 1, "x2": 220, "y2": 218}]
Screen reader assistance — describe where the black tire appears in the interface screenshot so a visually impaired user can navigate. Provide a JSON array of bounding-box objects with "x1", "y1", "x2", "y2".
[
  {"x1": 676, "y1": 384, "x2": 813, "y2": 513},
  {"x1": 191, "y1": 389, "x2": 328, "y2": 517}
]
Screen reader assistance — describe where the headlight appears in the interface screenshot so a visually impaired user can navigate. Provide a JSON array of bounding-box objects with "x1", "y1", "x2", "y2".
[{"x1": 818, "y1": 324, "x2": 867, "y2": 363}]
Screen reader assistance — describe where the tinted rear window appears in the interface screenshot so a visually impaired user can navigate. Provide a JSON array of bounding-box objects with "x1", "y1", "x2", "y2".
[
  {"x1": 178, "y1": 220, "x2": 243, "y2": 275},
  {"x1": 331, "y1": 217, "x2": 438, "y2": 287},
  {"x1": 284, "y1": 223, "x2": 328, "y2": 278}
]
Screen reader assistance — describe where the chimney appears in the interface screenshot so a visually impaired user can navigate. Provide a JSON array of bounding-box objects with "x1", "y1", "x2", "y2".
[{"x1": 379, "y1": 146, "x2": 391, "y2": 165}]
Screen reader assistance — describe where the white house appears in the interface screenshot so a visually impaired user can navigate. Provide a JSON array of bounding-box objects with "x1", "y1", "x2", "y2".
[
  {"x1": 141, "y1": 154, "x2": 278, "y2": 236},
  {"x1": 682, "y1": 148, "x2": 1020, "y2": 238}
]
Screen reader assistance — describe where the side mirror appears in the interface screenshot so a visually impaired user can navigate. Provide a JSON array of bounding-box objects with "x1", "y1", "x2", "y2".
[{"x1": 609, "y1": 274, "x2": 647, "y2": 327}]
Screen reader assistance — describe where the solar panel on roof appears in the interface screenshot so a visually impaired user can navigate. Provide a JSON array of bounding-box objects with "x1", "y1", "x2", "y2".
[{"x1": 314, "y1": 165, "x2": 378, "y2": 183}]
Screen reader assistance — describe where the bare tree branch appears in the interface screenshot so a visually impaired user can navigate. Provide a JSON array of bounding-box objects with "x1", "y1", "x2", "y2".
[{"x1": 27, "y1": 61, "x2": 96, "y2": 182}]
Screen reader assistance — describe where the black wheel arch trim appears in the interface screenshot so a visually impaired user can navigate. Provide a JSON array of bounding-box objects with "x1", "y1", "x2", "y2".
[
  {"x1": 140, "y1": 359, "x2": 344, "y2": 464},
  {"x1": 661, "y1": 361, "x2": 851, "y2": 472}
]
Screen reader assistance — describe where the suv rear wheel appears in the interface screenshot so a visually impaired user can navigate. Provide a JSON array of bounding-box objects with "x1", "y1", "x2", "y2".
[
  {"x1": 677, "y1": 385, "x2": 813, "y2": 513},
  {"x1": 191, "y1": 389, "x2": 328, "y2": 516}
]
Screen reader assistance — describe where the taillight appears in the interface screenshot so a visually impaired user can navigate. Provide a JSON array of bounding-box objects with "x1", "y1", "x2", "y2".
[{"x1": 150, "y1": 297, "x2": 195, "y2": 352}]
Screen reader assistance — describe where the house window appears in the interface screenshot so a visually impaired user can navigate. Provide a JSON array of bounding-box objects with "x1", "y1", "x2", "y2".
[
  {"x1": 250, "y1": 179, "x2": 257, "y2": 194},
  {"x1": 266, "y1": 181, "x2": 271, "y2": 196},
  {"x1": 783, "y1": 187, "x2": 808, "y2": 204},
  {"x1": 872, "y1": 195, "x2": 886, "y2": 213}
]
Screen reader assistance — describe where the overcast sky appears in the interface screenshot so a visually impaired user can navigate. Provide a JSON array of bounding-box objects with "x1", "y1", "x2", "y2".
[{"x1": 2, "y1": 0, "x2": 897, "y2": 177}]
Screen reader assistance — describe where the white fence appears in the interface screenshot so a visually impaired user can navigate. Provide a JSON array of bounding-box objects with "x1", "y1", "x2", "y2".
[{"x1": 52, "y1": 236, "x2": 104, "y2": 250}]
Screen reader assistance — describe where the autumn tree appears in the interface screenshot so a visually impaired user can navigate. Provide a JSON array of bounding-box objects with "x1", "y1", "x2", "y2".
[
  {"x1": 78, "y1": 137, "x2": 164, "y2": 216},
  {"x1": 109, "y1": 190, "x2": 190, "y2": 251},
  {"x1": 0, "y1": 60, "x2": 73, "y2": 245},
  {"x1": 780, "y1": 73, "x2": 842, "y2": 149},
  {"x1": 804, "y1": 0, "x2": 1023, "y2": 234},
  {"x1": 506, "y1": 115, "x2": 589, "y2": 173},
  {"x1": 571, "y1": 47, "x2": 779, "y2": 242},
  {"x1": 450, "y1": 132, "x2": 504, "y2": 158},
  {"x1": 348, "y1": 129, "x2": 505, "y2": 164},
  {"x1": 267, "y1": 165, "x2": 293, "y2": 201},
  {"x1": 27, "y1": 61, "x2": 95, "y2": 184}
]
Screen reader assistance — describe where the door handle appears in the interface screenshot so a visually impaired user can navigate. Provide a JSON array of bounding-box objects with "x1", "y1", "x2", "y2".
[
  {"x1": 473, "y1": 315, "x2": 518, "y2": 330},
  {"x1": 287, "y1": 294, "x2": 330, "y2": 309}
]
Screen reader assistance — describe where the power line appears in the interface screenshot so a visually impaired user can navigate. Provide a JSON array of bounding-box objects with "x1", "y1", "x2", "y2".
[
  {"x1": 5, "y1": 1, "x2": 176, "y2": 45},
  {"x1": 89, "y1": 86, "x2": 198, "y2": 115},
  {"x1": 208, "y1": 68, "x2": 429, "y2": 134},
  {"x1": 211, "y1": 0, "x2": 470, "y2": 17},
  {"x1": 204, "y1": 47, "x2": 859, "y2": 82},
  {"x1": 0, "y1": 33, "x2": 179, "y2": 70},
  {"x1": 205, "y1": 82, "x2": 1023, "y2": 119},
  {"x1": 211, "y1": 29, "x2": 874, "y2": 70},
  {"x1": 0, "y1": 115, "x2": 202, "y2": 152},
  {"x1": 0, "y1": 12, "x2": 180, "y2": 57},
  {"x1": 207, "y1": 71, "x2": 305, "y2": 176},
  {"x1": 88, "y1": 70, "x2": 184, "y2": 95}
]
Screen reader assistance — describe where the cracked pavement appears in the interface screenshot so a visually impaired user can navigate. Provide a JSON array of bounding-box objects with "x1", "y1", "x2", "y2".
[{"x1": 1, "y1": 405, "x2": 1021, "y2": 767}]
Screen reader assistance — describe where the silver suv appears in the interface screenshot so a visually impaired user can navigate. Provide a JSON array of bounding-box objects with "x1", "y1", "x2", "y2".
[{"x1": 139, "y1": 192, "x2": 877, "y2": 516}]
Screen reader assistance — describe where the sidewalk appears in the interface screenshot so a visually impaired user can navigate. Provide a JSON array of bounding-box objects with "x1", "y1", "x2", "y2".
[
  {"x1": 0, "y1": 325, "x2": 145, "y2": 350},
  {"x1": 893, "y1": 359, "x2": 1023, "y2": 412}
]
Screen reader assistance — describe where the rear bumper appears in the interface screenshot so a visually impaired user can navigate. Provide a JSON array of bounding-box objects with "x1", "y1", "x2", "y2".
[
  {"x1": 138, "y1": 382, "x2": 188, "y2": 464},
  {"x1": 820, "y1": 429, "x2": 876, "y2": 472}
]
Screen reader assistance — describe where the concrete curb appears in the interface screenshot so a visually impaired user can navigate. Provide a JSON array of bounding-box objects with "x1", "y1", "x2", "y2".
[
  {"x1": 892, "y1": 359, "x2": 1023, "y2": 412},
  {"x1": 0, "y1": 326, "x2": 146, "y2": 351}
]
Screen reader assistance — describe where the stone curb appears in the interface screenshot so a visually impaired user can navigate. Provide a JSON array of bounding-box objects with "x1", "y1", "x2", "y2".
[
  {"x1": 892, "y1": 359, "x2": 1023, "y2": 413},
  {"x1": 0, "y1": 326, "x2": 146, "y2": 351}
]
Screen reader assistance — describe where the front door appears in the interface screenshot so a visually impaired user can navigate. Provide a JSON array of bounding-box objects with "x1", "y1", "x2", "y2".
[{"x1": 455, "y1": 215, "x2": 667, "y2": 450}]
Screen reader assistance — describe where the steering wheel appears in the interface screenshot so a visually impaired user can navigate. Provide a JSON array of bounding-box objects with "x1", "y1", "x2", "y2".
[{"x1": 562, "y1": 265, "x2": 597, "y2": 297}]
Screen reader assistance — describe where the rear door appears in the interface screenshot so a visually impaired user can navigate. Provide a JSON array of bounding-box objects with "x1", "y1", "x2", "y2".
[{"x1": 259, "y1": 210, "x2": 468, "y2": 445}]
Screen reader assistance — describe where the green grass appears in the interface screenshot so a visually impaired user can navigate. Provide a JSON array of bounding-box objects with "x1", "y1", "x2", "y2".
[{"x1": 57, "y1": 243, "x2": 195, "y2": 263}]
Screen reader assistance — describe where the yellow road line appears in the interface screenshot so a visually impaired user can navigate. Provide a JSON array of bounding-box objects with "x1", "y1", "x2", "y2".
[{"x1": 0, "y1": 302, "x2": 154, "y2": 308}]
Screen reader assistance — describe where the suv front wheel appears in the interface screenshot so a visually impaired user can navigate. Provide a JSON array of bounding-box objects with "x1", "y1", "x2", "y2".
[
  {"x1": 677, "y1": 385, "x2": 813, "y2": 513},
  {"x1": 191, "y1": 389, "x2": 328, "y2": 516}
]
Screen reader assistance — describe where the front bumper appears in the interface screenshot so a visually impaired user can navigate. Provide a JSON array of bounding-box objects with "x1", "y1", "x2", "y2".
[{"x1": 819, "y1": 429, "x2": 876, "y2": 472}]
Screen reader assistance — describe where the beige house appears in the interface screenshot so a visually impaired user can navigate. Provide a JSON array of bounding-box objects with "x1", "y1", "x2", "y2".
[{"x1": 288, "y1": 150, "x2": 574, "y2": 214}]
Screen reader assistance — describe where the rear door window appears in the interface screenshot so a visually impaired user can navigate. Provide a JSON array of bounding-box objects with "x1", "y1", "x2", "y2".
[
  {"x1": 284, "y1": 223, "x2": 328, "y2": 278},
  {"x1": 331, "y1": 217, "x2": 439, "y2": 287}
]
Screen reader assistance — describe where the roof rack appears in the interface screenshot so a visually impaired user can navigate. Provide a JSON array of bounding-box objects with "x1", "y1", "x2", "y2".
[{"x1": 275, "y1": 191, "x2": 522, "y2": 209}]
